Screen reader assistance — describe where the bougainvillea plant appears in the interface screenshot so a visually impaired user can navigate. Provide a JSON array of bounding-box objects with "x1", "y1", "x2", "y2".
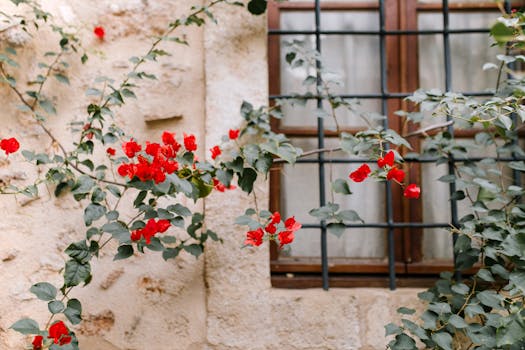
[{"x1": 1, "y1": 0, "x2": 524, "y2": 349}]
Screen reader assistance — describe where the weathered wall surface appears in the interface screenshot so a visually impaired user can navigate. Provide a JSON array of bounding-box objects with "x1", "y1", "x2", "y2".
[
  {"x1": 0, "y1": 1, "x2": 207, "y2": 349},
  {"x1": 0, "y1": 1, "x2": 423, "y2": 349}
]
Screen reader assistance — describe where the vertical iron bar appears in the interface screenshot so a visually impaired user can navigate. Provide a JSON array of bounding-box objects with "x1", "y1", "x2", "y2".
[
  {"x1": 443, "y1": 0, "x2": 461, "y2": 282},
  {"x1": 314, "y1": 0, "x2": 329, "y2": 290},
  {"x1": 379, "y1": 0, "x2": 396, "y2": 291}
]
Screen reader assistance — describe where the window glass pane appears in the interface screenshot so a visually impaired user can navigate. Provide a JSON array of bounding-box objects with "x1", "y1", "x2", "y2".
[
  {"x1": 282, "y1": 138, "x2": 386, "y2": 258},
  {"x1": 418, "y1": 12, "x2": 501, "y2": 91}
]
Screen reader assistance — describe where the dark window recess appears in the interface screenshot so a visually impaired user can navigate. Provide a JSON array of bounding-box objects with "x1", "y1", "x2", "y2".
[{"x1": 268, "y1": 0, "x2": 525, "y2": 289}]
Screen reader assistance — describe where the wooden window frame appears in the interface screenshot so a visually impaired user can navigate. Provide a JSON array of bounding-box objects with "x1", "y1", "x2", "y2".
[{"x1": 268, "y1": 0, "x2": 523, "y2": 288}]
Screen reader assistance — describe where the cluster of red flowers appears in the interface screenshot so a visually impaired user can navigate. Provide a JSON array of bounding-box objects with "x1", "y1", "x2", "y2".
[
  {"x1": 32, "y1": 321, "x2": 71, "y2": 349},
  {"x1": 0, "y1": 137, "x2": 20, "y2": 155},
  {"x1": 208, "y1": 128, "x2": 239, "y2": 161},
  {"x1": 130, "y1": 218, "x2": 171, "y2": 244},
  {"x1": 117, "y1": 131, "x2": 194, "y2": 184},
  {"x1": 245, "y1": 212, "x2": 301, "y2": 248},
  {"x1": 349, "y1": 150, "x2": 421, "y2": 199}
]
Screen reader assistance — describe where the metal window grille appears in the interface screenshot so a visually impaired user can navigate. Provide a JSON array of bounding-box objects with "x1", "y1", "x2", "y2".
[{"x1": 269, "y1": 0, "x2": 522, "y2": 290}]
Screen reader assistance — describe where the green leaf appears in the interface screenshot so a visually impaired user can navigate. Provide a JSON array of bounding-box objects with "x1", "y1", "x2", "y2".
[
  {"x1": 54, "y1": 73, "x2": 69, "y2": 85},
  {"x1": 162, "y1": 247, "x2": 181, "y2": 260},
  {"x1": 388, "y1": 333, "x2": 417, "y2": 350},
  {"x1": 255, "y1": 153, "x2": 273, "y2": 174},
  {"x1": 238, "y1": 168, "x2": 257, "y2": 194},
  {"x1": 168, "y1": 203, "x2": 192, "y2": 217},
  {"x1": 397, "y1": 307, "x2": 415, "y2": 315},
  {"x1": 447, "y1": 315, "x2": 467, "y2": 329},
  {"x1": 71, "y1": 175, "x2": 95, "y2": 195},
  {"x1": 134, "y1": 190, "x2": 147, "y2": 208},
  {"x1": 48, "y1": 300, "x2": 65, "y2": 314},
  {"x1": 332, "y1": 179, "x2": 352, "y2": 195},
  {"x1": 101, "y1": 222, "x2": 130, "y2": 243},
  {"x1": 38, "y1": 99, "x2": 56, "y2": 114},
  {"x1": 64, "y1": 240, "x2": 91, "y2": 264},
  {"x1": 428, "y1": 302, "x2": 451, "y2": 315},
  {"x1": 84, "y1": 203, "x2": 106, "y2": 226},
  {"x1": 385, "y1": 323, "x2": 402, "y2": 336},
  {"x1": 509, "y1": 271, "x2": 525, "y2": 294},
  {"x1": 183, "y1": 244, "x2": 203, "y2": 258},
  {"x1": 327, "y1": 222, "x2": 345, "y2": 238},
  {"x1": 64, "y1": 299, "x2": 82, "y2": 325},
  {"x1": 29, "y1": 282, "x2": 57, "y2": 301},
  {"x1": 114, "y1": 245, "x2": 134, "y2": 260},
  {"x1": 477, "y1": 269, "x2": 495, "y2": 282},
  {"x1": 216, "y1": 169, "x2": 233, "y2": 187},
  {"x1": 337, "y1": 210, "x2": 363, "y2": 223},
  {"x1": 10, "y1": 318, "x2": 40, "y2": 335},
  {"x1": 64, "y1": 259, "x2": 91, "y2": 287},
  {"x1": 490, "y1": 22, "x2": 515, "y2": 46},
  {"x1": 431, "y1": 332, "x2": 453, "y2": 350},
  {"x1": 477, "y1": 290, "x2": 504, "y2": 310}
]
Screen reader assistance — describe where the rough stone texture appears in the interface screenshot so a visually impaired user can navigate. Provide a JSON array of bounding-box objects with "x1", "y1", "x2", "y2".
[
  {"x1": 0, "y1": 1, "x2": 206, "y2": 349},
  {"x1": 0, "y1": 1, "x2": 425, "y2": 349}
]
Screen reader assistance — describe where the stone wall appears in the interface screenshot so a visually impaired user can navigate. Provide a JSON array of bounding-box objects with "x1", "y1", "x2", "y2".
[{"x1": 0, "y1": 1, "x2": 423, "y2": 349}]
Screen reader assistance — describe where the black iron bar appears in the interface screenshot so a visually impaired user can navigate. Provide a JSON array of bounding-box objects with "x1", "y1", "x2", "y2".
[
  {"x1": 442, "y1": 0, "x2": 462, "y2": 282},
  {"x1": 269, "y1": 29, "x2": 491, "y2": 36},
  {"x1": 378, "y1": 0, "x2": 396, "y2": 291},
  {"x1": 293, "y1": 156, "x2": 525, "y2": 164},
  {"x1": 314, "y1": 0, "x2": 329, "y2": 291},
  {"x1": 270, "y1": 91, "x2": 494, "y2": 99},
  {"x1": 301, "y1": 222, "x2": 451, "y2": 229}
]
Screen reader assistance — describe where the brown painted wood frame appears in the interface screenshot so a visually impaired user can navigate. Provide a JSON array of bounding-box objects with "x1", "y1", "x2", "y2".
[{"x1": 267, "y1": 0, "x2": 520, "y2": 287}]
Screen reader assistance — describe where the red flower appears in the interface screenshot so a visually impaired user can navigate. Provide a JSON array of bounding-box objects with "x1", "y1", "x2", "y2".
[
  {"x1": 0, "y1": 137, "x2": 20, "y2": 155},
  {"x1": 210, "y1": 145, "x2": 221, "y2": 160},
  {"x1": 278, "y1": 230, "x2": 294, "y2": 247},
  {"x1": 349, "y1": 164, "x2": 371, "y2": 182},
  {"x1": 386, "y1": 167, "x2": 405, "y2": 183},
  {"x1": 213, "y1": 178, "x2": 226, "y2": 192},
  {"x1": 130, "y1": 230, "x2": 141, "y2": 241},
  {"x1": 161, "y1": 131, "x2": 176, "y2": 145},
  {"x1": 131, "y1": 219, "x2": 171, "y2": 243},
  {"x1": 229, "y1": 129, "x2": 240, "y2": 140},
  {"x1": 106, "y1": 147, "x2": 116, "y2": 156},
  {"x1": 32, "y1": 335, "x2": 43, "y2": 350},
  {"x1": 48, "y1": 321, "x2": 71, "y2": 345},
  {"x1": 122, "y1": 140, "x2": 141, "y2": 158},
  {"x1": 213, "y1": 178, "x2": 235, "y2": 192},
  {"x1": 183, "y1": 133, "x2": 197, "y2": 152},
  {"x1": 163, "y1": 160, "x2": 178, "y2": 174},
  {"x1": 404, "y1": 184, "x2": 421, "y2": 199},
  {"x1": 145, "y1": 142, "x2": 161, "y2": 157},
  {"x1": 265, "y1": 223, "x2": 277, "y2": 234},
  {"x1": 156, "y1": 219, "x2": 171, "y2": 233},
  {"x1": 245, "y1": 228, "x2": 264, "y2": 246},
  {"x1": 270, "y1": 212, "x2": 281, "y2": 224},
  {"x1": 284, "y1": 216, "x2": 302, "y2": 232},
  {"x1": 94, "y1": 26, "x2": 105, "y2": 40},
  {"x1": 377, "y1": 150, "x2": 395, "y2": 168}
]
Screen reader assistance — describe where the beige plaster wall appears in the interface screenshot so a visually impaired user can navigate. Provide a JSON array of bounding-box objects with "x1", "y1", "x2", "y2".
[
  {"x1": 0, "y1": 1, "x2": 424, "y2": 349},
  {"x1": 0, "y1": 1, "x2": 207, "y2": 349}
]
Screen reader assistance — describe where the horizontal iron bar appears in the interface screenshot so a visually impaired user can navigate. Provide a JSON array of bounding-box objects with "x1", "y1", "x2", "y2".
[
  {"x1": 269, "y1": 28, "x2": 490, "y2": 36},
  {"x1": 301, "y1": 222, "x2": 451, "y2": 229},
  {"x1": 270, "y1": 91, "x2": 494, "y2": 100},
  {"x1": 293, "y1": 156, "x2": 525, "y2": 164}
]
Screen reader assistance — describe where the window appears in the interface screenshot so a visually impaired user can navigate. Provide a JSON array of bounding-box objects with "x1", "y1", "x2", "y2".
[{"x1": 268, "y1": 0, "x2": 525, "y2": 289}]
